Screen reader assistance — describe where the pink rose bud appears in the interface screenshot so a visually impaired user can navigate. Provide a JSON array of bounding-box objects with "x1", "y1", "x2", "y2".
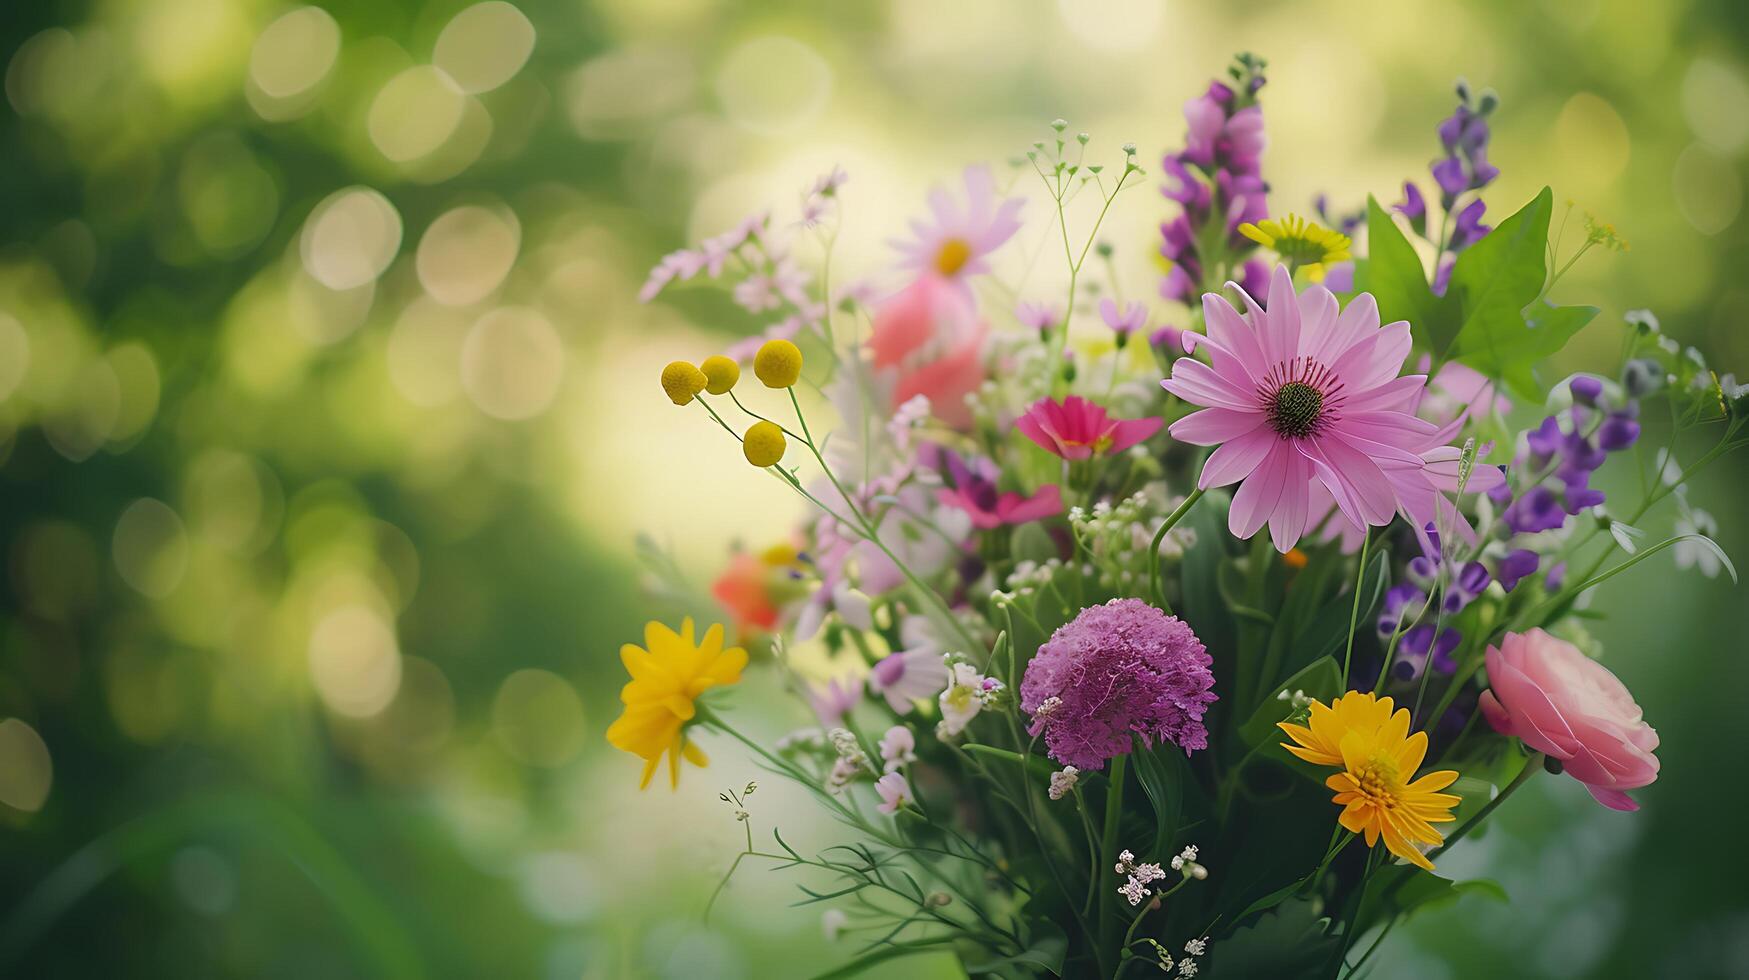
[{"x1": 1478, "y1": 629, "x2": 1660, "y2": 811}]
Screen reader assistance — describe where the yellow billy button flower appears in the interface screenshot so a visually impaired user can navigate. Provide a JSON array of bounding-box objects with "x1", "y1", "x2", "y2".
[
  {"x1": 606, "y1": 618, "x2": 747, "y2": 790},
  {"x1": 1280, "y1": 691, "x2": 1461, "y2": 871},
  {"x1": 742, "y1": 420, "x2": 786, "y2": 467},
  {"x1": 1238, "y1": 213, "x2": 1352, "y2": 282},
  {"x1": 753, "y1": 338, "x2": 803, "y2": 388},
  {"x1": 661, "y1": 360, "x2": 708, "y2": 405},
  {"x1": 699, "y1": 354, "x2": 740, "y2": 395}
]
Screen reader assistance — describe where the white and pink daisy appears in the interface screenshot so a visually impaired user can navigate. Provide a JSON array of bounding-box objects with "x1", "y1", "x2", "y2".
[
  {"x1": 869, "y1": 645, "x2": 951, "y2": 713},
  {"x1": 1162, "y1": 264, "x2": 1439, "y2": 552},
  {"x1": 891, "y1": 165, "x2": 1024, "y2": 282}
]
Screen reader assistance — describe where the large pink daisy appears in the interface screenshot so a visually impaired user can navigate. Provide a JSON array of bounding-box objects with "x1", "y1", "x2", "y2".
[
  {"x1": 1162, "y1": 265, "x2": 1436, "y2": 552},
  {"x1": 890, "y1": 165, "x2": 1024, "y2": 282}
]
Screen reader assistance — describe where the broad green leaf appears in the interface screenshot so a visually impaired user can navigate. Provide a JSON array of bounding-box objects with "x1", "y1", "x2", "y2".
[
  {"x1": 1354, "y1": 866, "x2": 1508, "y2": 936},
  {"x1": 1239, "y1": 656, "x2": 1340, "y2": 747},
  {"x1": 1131, "y1": 736, "x2": 1190, "y2": 854},
  {"x1": 1210, "y1": 896, "x2": 1339, "y2": 979},
  {"x1": 1362, "y1": 197, "x2": 1447, "y2": 350},
  {"x1": 1460, "y1": 301, "x2": 1598, "y2": 400}
]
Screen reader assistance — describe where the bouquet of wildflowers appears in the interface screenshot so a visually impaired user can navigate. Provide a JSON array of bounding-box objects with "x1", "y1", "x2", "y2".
[{"x1": 612, "y1": 55, "x2": 1746, "y2": 978}]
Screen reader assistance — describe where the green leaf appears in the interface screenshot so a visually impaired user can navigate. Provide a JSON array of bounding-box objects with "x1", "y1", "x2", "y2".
[
  {"x1": 1131, "y1": 737, "x2": 1189, "y2": 853},
  {"x1": 964, "y1": 919, "x2": 1067, "y2": 976},
  {"x1": 1282, "y1": 547, "x2": 1387, "y2": 683},
  {"x1": 1362, "y1": 197, "x2": 1447, "y2": 350},
  {"x1": 1354, "y1": 867, "x2": 1508, "y2": 936},
  {"x1": 1239, "y1": 656, "x2": 1340, "y2": 747},
  {"x1": 1211, "y1": 897, "x2": 1339, "y2": 979},
  {"x1": 1444, "y1": 187, "x2": 1593, "y2": 392}
]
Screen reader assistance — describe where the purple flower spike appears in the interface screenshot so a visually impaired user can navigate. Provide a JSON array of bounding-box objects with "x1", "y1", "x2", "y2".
[
  {"x1": 1497, "y1": 549, "x2": 1541, "y2": 592},
  {"x1": 1597, "y1": 412, "x2": 1641, "y2": 451},
  {"x1": 1569, "y1": 375, "x2": 1604, "y2": 405},
  {"x1": 1526, "y1": 417, "x2": 1564, "y2": 467},
  {"x1": 1448, "y1": 198, "x2": 1491, "y2": 250},
  {"x1": 1504, "y1": 486, "x2": 1567, "y2": 534},
  {"x1": 1395, "y1": 182, "x2": 1428, "y2": 235},
  {"x1": 1020, "y1": 599, "x2": 1216, "y2": 770}
]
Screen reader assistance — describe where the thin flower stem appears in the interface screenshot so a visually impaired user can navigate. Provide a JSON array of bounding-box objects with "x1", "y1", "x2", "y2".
[
  {"x1": 1147, "y1": 488, "x2": 1207, "y2": 611},
  {"x1": 1338, "y1": 527, "x2": 1373, "y2": 689},
  {"x1": 1428, "y1": 752, "x2": 1540, "y2": 862},
  {"x1": 1096, "y1": 754, "x2": 1128, "y2": 973}
]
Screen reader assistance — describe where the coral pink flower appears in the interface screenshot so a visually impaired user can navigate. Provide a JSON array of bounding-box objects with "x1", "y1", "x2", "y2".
[
  {"x1": 1162, "y1": 265, "x2": 1436, "y2": 552},
  {"x1": 937, "y1": 483, "x2": 1063, "y2": 529},
  {"x1": 868, "y1": 275, "x2": 988, "y2": 429},
  {"x1": 1016, "y1": 396, "x2": 1163, "y2": 461},
  {"x1": 891, "y1": 165, "x2": 1024, "y2": 282},
  {"x1": 1478, "y1": 629, "x2": 1660, "y2": 811}
]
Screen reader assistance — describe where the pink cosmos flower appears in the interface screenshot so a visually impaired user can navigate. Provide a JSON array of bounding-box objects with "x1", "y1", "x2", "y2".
[
  {"x1": 1016, "y1": 300, "x2": 1061, "y2": 334},
  {"x1": 874, "y1": 771, "x2": 913, "y2": 814},
  {"x1": 1016, "y1": 395, "x2": 1164, "y2": 461},
  {"x1": 1162, "y1": 265, "x2": 1438, "y2": 552},
  {"x1": 937, "y1": 483, "x2": 1064, "y2": 529},
  {"x1": 868, "y1": 274, "x2": 988, "y2": 429},
  {"x1": 1478, "y1": 629, "x2": 1660, "y2": 811},
  {"x1": 891, "y1": 165, "x2": 1024, "y2": 282}
]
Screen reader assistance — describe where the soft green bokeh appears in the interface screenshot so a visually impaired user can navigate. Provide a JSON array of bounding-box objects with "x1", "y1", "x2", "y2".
[{"x1": 0, "y1": 0, "x2": 1744, "y2": 977}]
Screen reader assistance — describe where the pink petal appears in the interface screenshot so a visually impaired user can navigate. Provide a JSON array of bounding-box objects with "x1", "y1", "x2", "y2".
[
  {"x1": 1161, "y1": 359, "x2": 1256, "y2": 411},
  {"x1": 1000, "y1": 484, "x2": 1064, "y2": 524},
  {"x1": 1261, "y1": 265, "x2": 1303, "y2": 367},
  {"x1": 1308, "y1": 290, "x2": 1380, "y2": 364},
  {"x1": 1268, "y1": 450, "x2": 1313, "y2": 552},
  {"x1": 1170, "y1": 407, "x2": 1265, "y2": 446},
  {"x1": 1106, "y1": 416, "x2": 1164, "y2": 454},
  {"x1": 1295, "y1": 284, "x2": 1339, "y2": 358},
  {"x1": 1198, "y1": 427, "x2": 1278, "y2": 488},
  {"x1": 1230, "y1": 440, "x2": 1294, "y2": 540},
  {"x1": 1202, "y1": 294, "x2": 1268, "y2": 384},
  {"x1": 1584, "y1": 785, "x2": 1639, "y2": 812}
]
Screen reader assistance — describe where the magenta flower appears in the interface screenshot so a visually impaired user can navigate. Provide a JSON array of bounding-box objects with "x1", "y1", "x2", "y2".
[
  {"x1": 1162, "y1": 265, "x2": 1437, "y2": 552},
  {"x1": 890, "y1": 165, "x2": 1024, "y2": 282},
  {"x1": 937, "y1": 482, "x2": 1063, "y2": 529},
  {"x1": 1020, "y1": 599, "x2": 1216, "y2": 770},
  {"x1": 1016, "y1": 395, "x2": 1164, "y2": 461}
]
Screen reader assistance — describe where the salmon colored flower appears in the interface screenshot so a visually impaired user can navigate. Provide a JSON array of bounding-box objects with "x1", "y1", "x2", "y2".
[
  {"x1": 1015, "y1": 395, "x2": 1163, "y2": 461},
  {"x1": 1479, "y1": 629, "x2": 1660, "y2": 811},
  {"x1": 868, "y1": 275, "x2": 988, "y2": 429},
  {"x1": 606, "y1": 618, "x2": 747, "y2": 789}
]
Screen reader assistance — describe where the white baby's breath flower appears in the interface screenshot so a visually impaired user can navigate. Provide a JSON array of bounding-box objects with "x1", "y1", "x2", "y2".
[{"x1": 1048, "y1": 766, "x2": 1079, "y2": 800}]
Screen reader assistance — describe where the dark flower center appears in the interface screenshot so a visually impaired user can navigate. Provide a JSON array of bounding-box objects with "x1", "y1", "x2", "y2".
[{"x1": 1269, "y1": 381, "x2": 1324, "y2": 437}]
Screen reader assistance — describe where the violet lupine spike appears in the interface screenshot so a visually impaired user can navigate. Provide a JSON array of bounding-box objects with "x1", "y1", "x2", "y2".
[{"x1": 1159, "y1": 57, "x2": 1269, "y2": 304}]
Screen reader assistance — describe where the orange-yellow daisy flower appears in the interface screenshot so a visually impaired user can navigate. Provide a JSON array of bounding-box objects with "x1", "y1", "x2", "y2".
[
  {"x1": 1277, "y1": 690, "x2": 1399, "y2": 766},
  {"x1": 606, "y1": 618, "x2": 747, "y2": 789},
  {"x1": 1325, "y1": 722, "x2": 1461, "y2": 870}
]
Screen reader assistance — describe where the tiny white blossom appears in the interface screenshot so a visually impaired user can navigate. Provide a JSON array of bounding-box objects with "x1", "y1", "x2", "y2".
[
  {"x1": 1048, "y1": 766, "x2": 1079, "y2": 801},
  {"x1": 1183, "y1": 938, "x2": 1206, "y2": 957}
]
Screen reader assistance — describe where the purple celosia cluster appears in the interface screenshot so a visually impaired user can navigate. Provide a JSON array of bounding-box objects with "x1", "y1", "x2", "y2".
[
  {"x1": 1020, "y1": 599, "x2": 1216, "y2": 770},
  {"x1": 1486, "y1": 375, "x2": 1641, "y2": 590},
  {"x1": 1395, "y1": 81, "x2": 1500, "y2": 294},
  {"x1": 1158, "y1": 55, "x2": 1269, "y2": 305}
]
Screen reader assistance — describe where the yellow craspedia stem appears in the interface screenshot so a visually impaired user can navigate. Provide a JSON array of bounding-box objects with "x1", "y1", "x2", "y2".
[
  {"x1": 605, "y1": 618, "x2": 747, "y2": 790},
  {"x1": 700, "y1": 355, "x2": 740, "y2": 395},
  {"x1": 661, "y1": 360, "x2": 708, "y2": 405},
  {"x1": 753, "y1": 338, "x2": 803, "y2": 388},
  {"x1": 743, "y1": 420, "x2": 786, "y2": 467}
]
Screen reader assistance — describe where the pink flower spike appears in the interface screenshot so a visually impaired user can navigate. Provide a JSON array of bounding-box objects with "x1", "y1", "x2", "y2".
[
  {"x1": 1162, "y1": 265, "x2": 1434, "y2": 552},
  {"x1": 890, "y1": 165, "x2": 1024, "y2": 282},
  {"x1": 1016, "y1": 396, "x2": 1164, "y2": 461}
]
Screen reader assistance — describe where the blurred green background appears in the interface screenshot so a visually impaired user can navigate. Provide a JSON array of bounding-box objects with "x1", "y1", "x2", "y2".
[{"x1": 1, "y1": 0, "x2": 1746, "y2": 977}]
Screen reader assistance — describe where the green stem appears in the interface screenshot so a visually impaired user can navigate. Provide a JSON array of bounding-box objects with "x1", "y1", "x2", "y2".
[
  {"x1": 1097, "y1": 755, "x2": 1128, "y2": 972},
  {"x1": 1147, "y1": 488, "x2": 1207, "y2": 611},
  {"x1": 1338, "y1": 527, "x2": 1372, "y2": 689}
]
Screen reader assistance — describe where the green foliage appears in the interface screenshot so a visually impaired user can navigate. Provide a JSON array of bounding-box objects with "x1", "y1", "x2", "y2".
[
  {"x1": 1209, "y1": 897, "x2": 1339, "y2": 979},
  {"x1": 1363, "y1": 197, "x2": 1447, "y2": 348}
]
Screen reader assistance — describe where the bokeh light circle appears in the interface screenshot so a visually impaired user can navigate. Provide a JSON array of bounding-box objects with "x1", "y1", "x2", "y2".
[
  {"x1": 249, "y1": 6, "x2": 340, "y2": 100},
  {"x1": 460, "y1": 306, "x2": 565, "y2": 420},
  {"x1": 491, "y1": 669, "x2": 586, "y2": 767},
  {"x1": 112, "y1": 498, "x2": 189, "y2": 598},
  {"x1": 368, "y1": 66, "x2": 467, "y2": 163},
  {"x1": 308, "y1": 605, "x2": 403, "y2": 718},
  {"x1": 715, "y1": 36, "x2": 831, "y2": 134},
  {"x1": 417, "y1": 204, "x2": 521, "y2": 306},
  {"x1": 300, "y1": 187, "x2": 403, "y2": 291},
  {"x1": 434, "y1": 2, "x2": 536, "y2": 94},
  {"x1": 0, "y1": 718, "x2": 52, "y2": 812}
]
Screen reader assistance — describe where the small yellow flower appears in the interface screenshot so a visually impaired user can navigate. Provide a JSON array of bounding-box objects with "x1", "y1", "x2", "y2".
[
  {"x1": 753, "y1": 339, "x2": 803, "y2": 388},
  {"x1": 742, "y1": 420, "x2": 786, "y2": 467},
  {"x1": 1280, "y1": 691, "x2": 1461, "y2": 870},
  {"x1": 699, "y1": 355, "x2": 740, "y2": 394},
  {"x1": 1239, "y1": 214, "x2": 1352, "y2": 282},
  {"x1": 1278, "y1": 690, "x2": 1398, "y2": 766},
  {"x1": 606, "y1": 618, "x2": 747, "y2": 790},
  {"x1": 661, "y1": 360, "x2": 708, "y2": 405}
]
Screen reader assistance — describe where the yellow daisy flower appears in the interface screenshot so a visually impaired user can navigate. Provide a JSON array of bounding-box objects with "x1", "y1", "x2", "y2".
[
  {"x1": 1279, "y1": 690, "x2": 1461, "y2": 870},
  {"x1": 606, "y1": 618, "x2": 747, "y2": 789},
  {"x1": 1277, "y1": 690, "x2": 1398, "y2": 766},
  {"x1": 1326, "y1": 723, "x2": 1460, "y2": 870},
  {"x1": 1239, "y1": 214, "x2": 1352, "y2": 282}
]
